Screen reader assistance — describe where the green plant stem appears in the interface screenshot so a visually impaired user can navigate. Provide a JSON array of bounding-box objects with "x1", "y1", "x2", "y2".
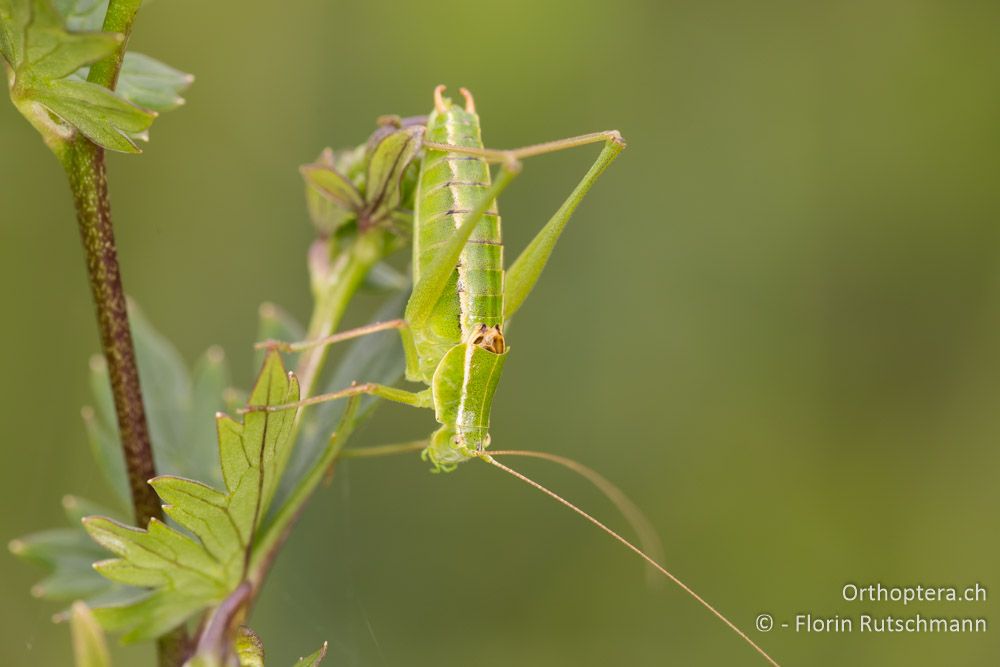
[
  {"x1": 89, "y1": 0, "x2": 143, "y2": 89},
  {"x1": 62, "y1": 2, "x2": 190, "y2": 665},
  {"x1": 247, "y1": 231, "x2": 388, "y2": 590},
  {"x1": 61, "y1": 143, "x2": 161, "y2": 527},
  {"x1": 296, "y1": 235, "x2": 385, "y2": 398},
  {"x1": 62, "y1": 91, "x2": 190, "y2": 667}
]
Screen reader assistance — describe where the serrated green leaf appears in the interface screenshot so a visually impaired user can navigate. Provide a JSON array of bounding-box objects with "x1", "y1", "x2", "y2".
[
  {"x1": 91, "y1": 588, "x2": 210, "y2": 642},
  {"x1": 1, "y1": 0, "x2": 115, "y2": 74},
  {"x1": 0, "y1": 0, "x2": 30, "y2": 65},
  {"x1": 87, "y1": 301, "x2": 230, "y2": 500},
  {"x1": 187, "y1": 346, "x2": 230, "y2": 482},
  {"x1": 302, "y1": 156, "x2": 360, "y2": 235},
  {"x1": 84, "y1": 352, "x2": 301, "y2": 642},
  {"x1": 36, "y1": 77, "x2": 156, "y2": 152},
  {"x1": 2, "y1": 0, "x2": 159, "y2": 153},
  {"x1": 291, "y1": 643, "x2": 327, "y2": 667},
  {"x1": 27, "y1": 21, "x2": 118, "y2": 80},
  {"x1": 116, "y1": 52, "x2": 192, "y2": 112},
  {"x1": 52, "y1": 0, "x2": 108, "y2": 31},
  {"x1": 82, "y1": 407, "x2": 129, "y2": 509},
  {"x1": 70, "y1": 601, "x2": 111, "y2": 667},
  {"x1": 363, "y1": 126, "x2": 422, "y2": 223},
  {"x1": 302, "y1": 163, "x2": 363, "y2": 210},
  {"x1": 127, "y1": 300, "x2": 196, "y2": 474},
  {"x1": 9, "y1": 495, "x2": 123, "y2": 602},
  {"x1": 235, "y1": 626, "x2": 264, "y2": 667}
]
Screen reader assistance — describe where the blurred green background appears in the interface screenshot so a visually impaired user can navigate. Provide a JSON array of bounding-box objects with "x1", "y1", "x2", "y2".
[{"x1": 2, "y1": 0, "x2": 999, "y2": 664}]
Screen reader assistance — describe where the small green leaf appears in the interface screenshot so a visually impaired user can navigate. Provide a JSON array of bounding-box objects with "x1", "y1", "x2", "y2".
[
  {"x1": 291, "y1": 643, "x2": 327, "y2": 667},
  {"x1": 116, "y1": 52, "x2": 193, "y2": 112},
  {"x1": 87, "y1": 301, "x2": 231, "y2": 497},
  {"x1": 52, "y1": 0, "x2": 108, "y2": 31},
  {"x1": 36, "y1": 77, "x2": 156, "y2": 152},
  {"x1": 0, "y1": 0, "x2": 30, "y2": 65},
  {"x1": 1, "y1": 0, "x2": 114, "y2": 75},
  {"x1": 363, "y1": 126, "x2": 422, "y2": 223},
  {"x1": 127, "y1": 300, "x2": 191, "y2": 474},
  {"x1": 302, "y1": 163, "x2": 363, "y2": 210},
  {"x1": 82, "y1": 401, "x2": 129, "y2": 509},
  {"x1": 84, "y1": 352, "x2": 301, "y2": 642},
  {"x1": 70, "y1": 601, "x2": 111, "y2": 667},
  {"x1": 235, "y1": 626, "x2": 264, "y2": 667},
  {"x1": 301, "y1": 156, "x2": 361, "y2": 236},
  {"x1": 9, "y1": 495, "x2": 122, "y2": 602},
  {"x1": 1, "y1": 0, "x2": 160, "y2": 153},
  {"x1": 187, "y1": 346, "x2": 230, "y2": 483}
]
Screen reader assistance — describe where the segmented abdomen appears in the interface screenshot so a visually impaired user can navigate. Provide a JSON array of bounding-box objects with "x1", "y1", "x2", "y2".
[{"x1": 413, "y1": 104, "x2": 504, "y2": 377}]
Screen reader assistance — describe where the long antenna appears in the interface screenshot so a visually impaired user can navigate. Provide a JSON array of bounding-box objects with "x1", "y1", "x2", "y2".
[
  {"x1": 479, "y1": 454, "x2": 781, "y2": 667},
  {"x1": 486, "y1": 449, "x2": 664, "y2": 584}
]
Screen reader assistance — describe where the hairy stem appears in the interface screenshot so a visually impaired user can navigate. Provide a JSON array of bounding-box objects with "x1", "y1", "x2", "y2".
[
  {"x1": 62, "y1": 2, "x2": 189, "y2": 665},
  {"x1": 61, "y1": 144, "x2": 160, "y2": 526}
]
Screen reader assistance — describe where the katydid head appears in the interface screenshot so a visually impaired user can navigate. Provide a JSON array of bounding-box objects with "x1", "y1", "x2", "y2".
[
  {"x1": 422, "y1": 425, "x2": 490, "y2": 472},
  {"x1": 424, "y1": 324, "x2": 509, "y2": 471}
]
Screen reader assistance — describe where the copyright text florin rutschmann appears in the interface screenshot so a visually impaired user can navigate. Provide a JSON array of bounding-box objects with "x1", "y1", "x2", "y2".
[{"x1": 754, "y1": 582, "x2": 989, "y2": 635}]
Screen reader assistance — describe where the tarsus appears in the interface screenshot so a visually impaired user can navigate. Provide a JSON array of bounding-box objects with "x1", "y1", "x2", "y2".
[{"x1": 479, "y1": 454, "x2": 781, "y2": 667}]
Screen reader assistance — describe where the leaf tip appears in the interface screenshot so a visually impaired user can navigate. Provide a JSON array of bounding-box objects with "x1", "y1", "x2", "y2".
[
  {"x1": 258, "y1": 302, "x2": 277, "y2": 319},
  {"x1": 30, "y1": 583, "x2": 45, "y2": 598},
  {"x1": 8, "y1": 538, "x2": 25, "y2": 555},
  {"x1": 92, "y1": 558, "x2": 119, "y2": 574},
  {"x1": 89, "y1": 355, "x2": 106, "y2": 372},
  {"x1": 205, "y1": 345, "x2": 225, "y2": 364}
]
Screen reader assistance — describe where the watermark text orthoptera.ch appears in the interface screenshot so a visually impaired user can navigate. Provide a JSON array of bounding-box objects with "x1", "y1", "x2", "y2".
[{"x1": 842, "y1": 582, "x2": 987, "y2": 605}]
